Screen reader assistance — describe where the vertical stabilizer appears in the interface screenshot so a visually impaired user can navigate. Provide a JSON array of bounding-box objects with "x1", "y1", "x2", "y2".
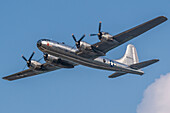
[{"x1": 116, "y1": 44, "x2": 139, "y2": 65}]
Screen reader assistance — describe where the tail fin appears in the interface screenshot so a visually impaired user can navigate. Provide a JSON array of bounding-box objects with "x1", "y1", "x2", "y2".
[{"x1": 116, "y1": 44, "x2": 139, "y2": 65}]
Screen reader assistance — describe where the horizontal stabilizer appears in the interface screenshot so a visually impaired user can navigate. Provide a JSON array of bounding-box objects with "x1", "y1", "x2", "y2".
[
  {"x1": 129, "y1": 59, "x2": 159, "y2": 70},
  {"x1": 108, "y1": 72, "x2": 127, "y2": 78},
  {"x1": 109, "y1": 59, "x2": 159, "y2": 78}
]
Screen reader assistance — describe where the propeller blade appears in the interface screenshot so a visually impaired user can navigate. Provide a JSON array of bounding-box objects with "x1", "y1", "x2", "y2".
[
  {"x1": 37, "y1": 56, "x2": 44, "y2": 62},
  {"x1": 99, "y1": 21, "x2": 102, "y2": 32},
  {"x1": 22, "y1": 55, "x2": 27, "y2": 61},
  {"x1": 90, "y1": 34, "x2": 97, "y2": 36},
  {"x1": 72, "y1": 34, "x2": 86, "y2": 49},
  {"x1": 72, "y1": 34, "x2": 77, "y2": 42},
  {"x1": 78, "y1": 34, "x2": 85, "y2": 42},
  {"x1": 29, "y1": 51, "x2": 35, "y2": 61},
  {"x1": 89, "y1": 21, "x2": 102, "y2": 40},
  {"x1": 71, "y1": 44, "x2": 76, "y2": 49},
  {"x1": 22, "y1": 64, "x2": 27, "y2": 71},
  {"x1": 43, "y1": 53, "x2": 48, "y2": 60}
]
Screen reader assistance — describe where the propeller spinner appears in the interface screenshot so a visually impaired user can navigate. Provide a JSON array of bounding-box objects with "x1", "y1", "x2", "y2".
[
  {"x1": 43, "y1": 53, "x2": 48, "y2": 61},
  {"x1": 72, "y1": 34, "x2": 86, "y2": 48},
  {"x1": 22, "y1": 51, "x2": 35, "y2": 67},
  {"x1": 90, "y1": 21, "x2": 102, "y2": 40}
]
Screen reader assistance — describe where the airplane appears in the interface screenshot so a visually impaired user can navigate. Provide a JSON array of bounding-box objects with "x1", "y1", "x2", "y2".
[{"x1": 2, "y1": 16, "x2": 167, "y2": 81}]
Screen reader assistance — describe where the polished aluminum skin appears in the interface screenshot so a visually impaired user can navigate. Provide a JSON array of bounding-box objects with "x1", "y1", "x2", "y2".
[
  {"x1": 3, "y1": 16, "x2": 167, "y2": 81},
  {"x1": 37, "y1": 39, "x2": 144, "y2": 75}
]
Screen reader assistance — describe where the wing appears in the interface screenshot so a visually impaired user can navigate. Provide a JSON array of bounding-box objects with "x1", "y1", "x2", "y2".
[
  {"x1": 92, "y1": 16, "x2": 167, "y2": 53},
  {"x1": 2, "y1": 63, "x2": 60, "y2": 81}
]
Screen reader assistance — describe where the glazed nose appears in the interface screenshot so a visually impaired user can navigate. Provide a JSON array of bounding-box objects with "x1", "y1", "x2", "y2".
[{"x1": 37, "y1": 40, "x2": 42, "y2": 47}]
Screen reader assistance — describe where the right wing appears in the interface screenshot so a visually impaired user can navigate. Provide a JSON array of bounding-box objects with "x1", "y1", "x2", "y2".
[
  {"x1": 2, "y1": 63, "x2": 60, "y2": 81},
  {"x1": 92, "y1": 16, "x2": 167, "y2": 54}
]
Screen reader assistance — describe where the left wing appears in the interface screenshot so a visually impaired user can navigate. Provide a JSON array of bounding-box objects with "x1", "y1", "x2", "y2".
[
  {"x1": 92, "y1": 16, "x2": 167, "y2": 54},
  {"x1": 3, "y1": 63, "x2": 60, "y2": 81}
]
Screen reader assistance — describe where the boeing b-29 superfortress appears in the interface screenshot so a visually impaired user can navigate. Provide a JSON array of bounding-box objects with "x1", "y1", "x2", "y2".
[{"x1": 3, "y1": 16, "x2": 168, "y2": 81}]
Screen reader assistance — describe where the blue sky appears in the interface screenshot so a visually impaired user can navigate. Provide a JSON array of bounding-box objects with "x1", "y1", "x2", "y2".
[{"x1": 0, "y1": 0, "x2": 169, "y2": 113}]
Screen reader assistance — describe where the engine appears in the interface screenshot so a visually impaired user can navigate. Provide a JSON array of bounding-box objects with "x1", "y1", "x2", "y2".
[
  {"x1": 44, "y1": 54, "x2": 74, "y2": 68},
  {"x1": 79, "y1": 41, "x2": 91, "y2": 50},
  {"x1": 89, "y1": 22, "x2": 119, "y2": 43},
  {"x1": 29, "y1": 60, "x2": 42, "y2": 70},
  {"x1": 21, "y1": 52, "x2": 43, "y2": 71},
  {"x1": 101, "y1": 32, "x2": 113, "y2": 41}
]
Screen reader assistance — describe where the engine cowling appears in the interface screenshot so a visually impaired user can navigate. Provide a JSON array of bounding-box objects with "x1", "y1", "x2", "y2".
[
  {"x1": 78, "y1": 41, "x2": 91, "y2": 50},
  {"x1": 29, "y1": 60, "x2": 42, "y2": 70},
  {"x1": 44, "y1": 54, "x2": 74, "y2": 68}
]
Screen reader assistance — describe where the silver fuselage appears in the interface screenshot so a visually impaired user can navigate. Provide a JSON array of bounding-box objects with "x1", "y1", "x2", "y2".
[{"x1": 37, "y1": 39, "x2": 144, "y2": 75}]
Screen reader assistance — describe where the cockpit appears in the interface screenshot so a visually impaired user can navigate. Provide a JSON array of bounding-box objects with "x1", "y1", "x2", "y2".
[
  {"x1": 37, "y1": 39, "x2": 65, "y2": 48},
  {"x1": 41, "y1": 39, "x2": 51, "y2": 41}
]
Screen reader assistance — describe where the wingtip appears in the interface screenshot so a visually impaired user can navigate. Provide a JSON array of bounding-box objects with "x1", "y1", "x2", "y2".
[
  {"x1": 151, "y1": 59, "x2": 160, "y2": 63},
  {"x1": 158, "y1": 16, "x2": 168, "y2": 21},
  {"x1": 2, "y1": 77, "x2": 11, "y2": 81},
  {"x1": 155, "y1": 59, "x2": 160, "y2": 62},
  {"x1": 160, "y1": 16, "x2": 168, "y2": 20}
]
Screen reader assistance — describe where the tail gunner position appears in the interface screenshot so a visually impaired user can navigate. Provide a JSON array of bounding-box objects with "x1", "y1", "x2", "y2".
[{"x1": 3, "y1": 16, "x2": 167, "y2": 81}]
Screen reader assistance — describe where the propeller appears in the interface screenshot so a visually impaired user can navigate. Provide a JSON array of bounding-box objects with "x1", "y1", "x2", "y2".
[
  {"x1": 37, "y1": 56, "x2": 44, "y2": 62},
  {"x1": 72, "y1": 34, "x2": 86, "y2": 48},
  {"x1": 43, "y1": 53, "x2": 48, "y2": 61},
  {"x1": 21, "y1": 51, "x2": 35, "y2": 67},
  {"x1": 90, "y1": 21, "x2": 102, "y2": 40}
]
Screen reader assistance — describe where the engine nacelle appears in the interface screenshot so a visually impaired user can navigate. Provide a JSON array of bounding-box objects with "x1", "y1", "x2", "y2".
[
  {"x1": 100, "y1": 32, "x2": 114, "y2": 41},
  {"x1": 79, "y1": 41, "x2": 91, "y2": 50},
  {"x1": 44, "y1": 54, "x2": 74, "y2": 68},
  {"x1": 44, "y1": 54, "x2": 59, "y2": 64},
  {"x1": 29, "y1": 60, "x2": 42, "y2": 70},
  {"x1": 99, "y1": 32, "x2": 119, "y2": 45}
]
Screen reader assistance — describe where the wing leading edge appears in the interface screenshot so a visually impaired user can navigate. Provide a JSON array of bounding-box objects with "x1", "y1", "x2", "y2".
[{"x1": 92, "y1": 16, "x2": 167, "y2": 53}]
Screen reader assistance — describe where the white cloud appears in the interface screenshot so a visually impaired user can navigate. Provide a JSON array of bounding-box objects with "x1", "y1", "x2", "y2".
[{"x1": 137, "y1": 73, "x2": 170, "y2": 113}]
